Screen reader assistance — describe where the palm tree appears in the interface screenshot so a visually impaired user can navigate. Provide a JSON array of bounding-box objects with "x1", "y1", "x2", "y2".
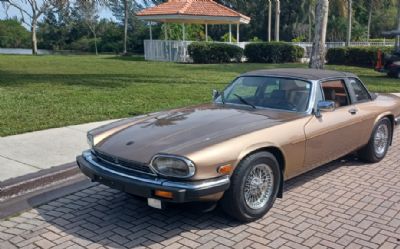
[
  {"x1": 397, "y1": 0, "x2": 400, "y2": 49},
  {"x1": 123, "y1": 0, "x2": 128, "y2": 54},
  {"x1": 346, "y1": 0, "x2": 352, "y2": 46},
  {"x1": 267, "y1": 0, "x2": 272, "y2": 41},
  {"x1": 275, "y1": 0, "x2": 280, "y2": 41},
  {"x1": 367, "y1": 0, "x2": 375, "y2": 42},
  {"x1": 309, "y1": 0, "x2": 330, "y2": 69}
]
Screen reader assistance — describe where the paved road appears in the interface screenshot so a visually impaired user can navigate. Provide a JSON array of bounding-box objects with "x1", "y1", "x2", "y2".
[{"x1": 1, "y1": 131, "x2": 400, "y2": 249}]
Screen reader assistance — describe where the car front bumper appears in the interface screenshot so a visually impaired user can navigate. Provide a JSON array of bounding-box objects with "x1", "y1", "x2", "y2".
[{"x1": 76, "y1": 150, "x2": 230, "y2": 203}]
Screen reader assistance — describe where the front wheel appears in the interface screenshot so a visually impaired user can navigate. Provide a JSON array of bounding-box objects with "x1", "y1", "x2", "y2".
[
  {"x1": 220, "y1": 151, "x2": 281, "y2": 222},
  {"x1": 358, "y1": 117, "x2": 392, "y2": 163}
]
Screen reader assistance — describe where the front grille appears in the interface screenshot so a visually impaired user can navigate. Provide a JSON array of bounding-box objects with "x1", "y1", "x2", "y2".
[{"x1": 93, "y1": 149, "x2": 155, "y2": 175}]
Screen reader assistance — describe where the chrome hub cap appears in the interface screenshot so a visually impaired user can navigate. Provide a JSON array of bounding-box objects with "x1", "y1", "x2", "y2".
[
  {"x1": 244, "y1": 164, "x2": 274, "y2": 210},
  {"x1": 374, "y1": 124, "x2": 389, "y2": 157}
]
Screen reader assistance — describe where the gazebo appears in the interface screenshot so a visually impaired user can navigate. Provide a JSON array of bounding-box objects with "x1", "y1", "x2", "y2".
[{"x1": 136, "y1": 0, "x2": 250, "y2": 62}]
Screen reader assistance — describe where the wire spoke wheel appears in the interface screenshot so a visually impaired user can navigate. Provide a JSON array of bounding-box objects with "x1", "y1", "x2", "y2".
[
  {"x1": 243, "y1": 164, "x2": 274, "y2": 210},
  {"x1": 374, "y1": 123, "x2": 389, "y2": 157}
]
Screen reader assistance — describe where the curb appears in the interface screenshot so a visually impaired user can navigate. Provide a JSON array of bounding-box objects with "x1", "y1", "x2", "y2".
[{"x1": 0, "y1": 162, "x2": 93, "y2": 219}]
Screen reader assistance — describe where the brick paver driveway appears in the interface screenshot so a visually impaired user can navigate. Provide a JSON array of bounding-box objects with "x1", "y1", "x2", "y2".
[{"x1": 1, "y1": 131, "x2": 400, "y2": 249}]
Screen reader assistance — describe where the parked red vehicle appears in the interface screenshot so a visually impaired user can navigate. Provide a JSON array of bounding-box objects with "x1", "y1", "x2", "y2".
[
  {"x1": 376, "y1": 49, "x2": 400, "y2": 78},
  {"x1": 375, "y1": 30, "x2": 400, "y2": 79}
]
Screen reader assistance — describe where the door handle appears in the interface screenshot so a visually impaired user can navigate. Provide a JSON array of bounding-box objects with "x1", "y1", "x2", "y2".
[{"x1": 349, "y1": 108, "x2": 358, "y2": 115}]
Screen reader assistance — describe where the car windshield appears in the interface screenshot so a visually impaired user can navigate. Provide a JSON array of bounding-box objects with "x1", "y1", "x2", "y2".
[{"x1": 216, "y1": 76, "x2": 312, "y2": 112}]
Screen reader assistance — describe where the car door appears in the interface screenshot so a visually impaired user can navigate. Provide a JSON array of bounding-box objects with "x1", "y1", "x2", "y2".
[
  {"x1": 346, "y1": 77, "x2": 376, "y2": 146},
  {"x1": 303, "y1": 78, "x2": 363, "y2": 169}
]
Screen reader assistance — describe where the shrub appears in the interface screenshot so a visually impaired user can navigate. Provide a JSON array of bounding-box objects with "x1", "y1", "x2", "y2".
[
  {"x1": 326, "y1": 46, "x2": 394, "y2": 67},
  {"x1": 326, "y1": 48, "x2": 348, "y2": 65},
  {"x1": 244, "y1": 42, "x2": 304, "y2": 63},
  {"x1": 188, "y1": 42, "x2": 243, "y2": 64}
]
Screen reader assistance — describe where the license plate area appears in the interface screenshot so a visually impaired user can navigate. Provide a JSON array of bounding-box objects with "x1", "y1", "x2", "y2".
[{"x1": 147, "y1": 198, "x2": 163, "y2": 209}]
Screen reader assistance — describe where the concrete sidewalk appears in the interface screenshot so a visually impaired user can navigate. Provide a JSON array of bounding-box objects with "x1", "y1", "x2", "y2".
[{"x1": 0, "y1": 119, "x2": 118, "y2": 181}]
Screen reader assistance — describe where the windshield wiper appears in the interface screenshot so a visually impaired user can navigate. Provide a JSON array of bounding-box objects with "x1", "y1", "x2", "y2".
[{"x1": 233, "y1": 94, "x2": 256, "y2": 109}]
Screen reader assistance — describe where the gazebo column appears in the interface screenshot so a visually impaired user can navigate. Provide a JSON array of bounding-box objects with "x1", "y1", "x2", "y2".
[
  {"x1": 236, "y1": 23, "x2": 240, "y2": 43},
  {"x1": 182, "y1": 23, "x2": 186, "y2": 41},
  {"x1": 229, "y1": 24, "x2": 232, "y2": 43},
  {"x1": 206, "y1": 24, "x2": 209, "y2": 42},
  {"x1": 149, "y1": 22, "x2": 153, "y2": 40},
  {"x1": 164, "y1": 22, "x2": 168, "y2": 40}
]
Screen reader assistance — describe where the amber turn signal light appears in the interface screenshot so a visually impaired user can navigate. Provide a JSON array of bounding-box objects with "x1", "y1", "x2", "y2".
[
  {"x1": 154, "y1": 190, "x2": 174, "y2": 199},
  {"x1": 217, "y1": 164, "x2": 232, "y2": 174}
]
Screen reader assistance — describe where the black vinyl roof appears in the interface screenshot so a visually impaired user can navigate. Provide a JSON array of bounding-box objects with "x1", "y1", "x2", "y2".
[{"x1": 241, "y1": 68, "x2": 357, "y2": 81}]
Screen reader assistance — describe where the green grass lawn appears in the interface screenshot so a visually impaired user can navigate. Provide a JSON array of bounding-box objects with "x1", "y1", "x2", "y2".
[{"x1": 0, "y1": 54, "x2": 399, "y2": 136}]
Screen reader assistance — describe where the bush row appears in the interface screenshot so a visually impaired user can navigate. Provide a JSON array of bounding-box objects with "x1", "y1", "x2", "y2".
[
  {"x1": 244, "y1": 42, "x2": 304, "y2": 63},
  {"x1": 188, "y1": 42, "x2": 304, "y2": 64},
  {"x1": 326, "y1": 46, "x2": 394, "y2": 67},
  {"x1": 188, "y1": 42, "x2": 243, "y2": 63}
]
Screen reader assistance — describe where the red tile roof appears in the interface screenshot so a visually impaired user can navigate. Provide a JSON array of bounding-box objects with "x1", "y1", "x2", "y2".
[{"x1": 137, "y1": 0, "x2": 250, "y2": 22}]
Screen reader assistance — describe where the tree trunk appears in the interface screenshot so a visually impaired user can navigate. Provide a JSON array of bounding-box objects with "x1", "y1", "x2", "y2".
[
  {"x1": 308, "y1": 3, "x2": 313, "y2": 42},
  {"x1": 123, "y1": 0, "x2": 128, "y2": 55},
  {"x1": 93, "y1": 32, "x2": 98, "y2": 56},
  {"x1": 367, "y1": 0, "x2": 373, "y2": 42},
  {"x1": 31, "y1": 17, "x2": 38, "y2": 55},
  {"x1": 309, "y1": 0, "x2": 329, "y2": 69},
  {"x1": 267, "y1": 0, "x2": 271, "y2": 42},
  {"x1": 346, "y1": 0, "x2": 352, "y2": 46},
  {"x1": 275, "y1": 0, "x2": 280, "y2": 41},
  {"x1": 397, "y1": 0, "x2": 400, "y2": 50}
]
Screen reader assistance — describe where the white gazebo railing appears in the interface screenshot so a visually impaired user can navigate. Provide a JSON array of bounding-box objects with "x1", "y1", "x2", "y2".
[
  {"x1": 144, "y1": 40, "x2": 251, "y2": 62},
  {"x1": 144, "y1": 40, "x2": 396, "y2": 62}
]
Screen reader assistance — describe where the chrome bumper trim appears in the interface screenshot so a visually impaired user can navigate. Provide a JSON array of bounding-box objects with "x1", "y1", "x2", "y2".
[{"x1": 82, "y1": 150, "x2": 230, "y2": 190}]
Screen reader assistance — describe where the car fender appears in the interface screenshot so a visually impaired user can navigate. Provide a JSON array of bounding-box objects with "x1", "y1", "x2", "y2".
[{"x1": 237, "y1": 142, "x2": 285, "y2": 164}]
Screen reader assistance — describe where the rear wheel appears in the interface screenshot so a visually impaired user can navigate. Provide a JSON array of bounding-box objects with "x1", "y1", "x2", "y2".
[
  {"x1": 358, "y1": 118, "x2": 392, "y2": 163},
  {"x1": 220, "y1": 151, "x2": 281, "y2": 222}
]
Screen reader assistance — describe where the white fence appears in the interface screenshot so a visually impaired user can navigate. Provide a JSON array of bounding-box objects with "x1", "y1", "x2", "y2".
[{"x1": 144, "y1": 40, "x2": 395, "y2": 63}]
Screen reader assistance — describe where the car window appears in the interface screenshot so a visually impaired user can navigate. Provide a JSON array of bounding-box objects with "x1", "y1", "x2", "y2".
[
  {"x1": 321, "y1": 80, "x2": 350, "y2": 107},
  {"x1": 349, "y1": 78, "x2": 370, "y2": 103},
  {"x1": 219, "y1": 76, "x2": 312, "y2": 112}
]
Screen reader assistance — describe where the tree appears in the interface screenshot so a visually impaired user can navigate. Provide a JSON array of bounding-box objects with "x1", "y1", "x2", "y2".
[
  {"x1": 309, "y1": 0, "x2": 329, "y2": 69},
  {"x1": 275, "y1": 0, "x2": 280, "y2": 41},
  {"x1": 123, "y1": 0, "x2": 128, "y2": 54},
  {"x1": 267, "y1": 0, "x2": 271, "y2": 41},
  {"x1": 75, "y1": 0, "x2": 99, "y2": 55},
  {"x1": 397, "y1": 0, "x2": 400, "y2": 49},
  {"x1": 1, "y1": 0, "x2": 65, "y2": 54},
  {"x1": 0, "y1": 19, "x2": 30, "y2": 48},
  {"x1": 346, "y1": 0, "x2": 352, "y2": 46}
]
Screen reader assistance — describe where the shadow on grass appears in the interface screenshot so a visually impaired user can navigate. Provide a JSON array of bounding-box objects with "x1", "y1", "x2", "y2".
[
  {"x1": 104, "y1": 55, "x2": 145, "y2": 62},
  {"x1": 0, "y1": 73, "x2": 221, "y2": 88}
]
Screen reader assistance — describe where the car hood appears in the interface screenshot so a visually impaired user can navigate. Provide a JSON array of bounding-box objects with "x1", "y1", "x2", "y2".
[{"x1": 93, "y1": 104, "x2": 306, "y2": 163}]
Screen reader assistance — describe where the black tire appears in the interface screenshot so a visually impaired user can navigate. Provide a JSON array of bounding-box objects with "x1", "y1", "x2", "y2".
[
  {"x1": 220, "y1": 151, "x2": 281, "y2": 222},
  {"x1": 358, "y1": 117, "x2": 392, "y2": 163}
]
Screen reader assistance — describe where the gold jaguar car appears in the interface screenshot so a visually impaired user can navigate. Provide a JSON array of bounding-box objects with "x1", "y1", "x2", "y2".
[{"x1": 77, "y1": 68, "x2": 400, "y2": 221}]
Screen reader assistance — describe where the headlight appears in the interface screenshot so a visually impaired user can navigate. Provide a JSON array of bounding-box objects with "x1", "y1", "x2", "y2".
[
  {"x1": 150, "y1": 155, "x2": 195, "y2": 178},
  {"x1": 87, "y1": 133, "x2": 94, "y2": 148}
]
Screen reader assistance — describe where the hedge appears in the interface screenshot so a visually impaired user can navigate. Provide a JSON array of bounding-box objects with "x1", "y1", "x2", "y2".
[
  {"x1": 188, "y1": 42, "x2": 243, "y2": 64},
  {"x1": 326, "y1": 46, "x2": 394, "y2": 67},
  {"x1": 244, "y1": 42, "x2": 304, "y2": 63}
]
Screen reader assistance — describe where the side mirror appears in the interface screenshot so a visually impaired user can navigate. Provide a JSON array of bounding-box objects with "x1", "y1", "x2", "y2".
[
  {"x1": 315, "y1": 100, "x2": 336, "y2": 117},
  {"x1": 212, "y1": 89, "x2": 220, "y2": 100}
]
